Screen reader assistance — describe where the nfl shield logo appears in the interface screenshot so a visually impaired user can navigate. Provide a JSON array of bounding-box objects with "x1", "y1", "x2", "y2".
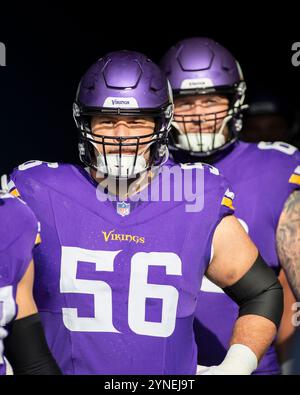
[{"x1": 117, "y1": 201, "x2": 130, "y2": 217}]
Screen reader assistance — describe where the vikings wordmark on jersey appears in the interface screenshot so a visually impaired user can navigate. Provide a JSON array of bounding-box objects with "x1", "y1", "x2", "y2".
[{"x1": 8, "y1": 160, "x2": 234, "y2": 374}]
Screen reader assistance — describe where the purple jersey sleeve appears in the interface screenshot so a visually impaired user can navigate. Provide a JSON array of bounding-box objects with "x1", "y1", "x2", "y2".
[
  {"x1": 285, "y1": 152, "x2": 300, "y2": 191},
  {"x1": 6, "y1": 161, "x2": 63, "y2": 221},
  {"x1": 0, "y1": 192, "x2": 40, "y2": 374},
  {"x1": 255, "y1": 142, "x2": 300, "y2": 222},
  {"x1": 0, "y1": 193, "x2": 40, "y2": 287},
  {"x1": 201, "y1": 165, "x2": 235, "y2": 268}
]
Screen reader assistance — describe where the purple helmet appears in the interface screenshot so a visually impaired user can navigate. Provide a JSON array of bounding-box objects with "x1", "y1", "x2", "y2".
[
  {"x1": 160, "y1": 37, "x2": 247, "y2": 158},
  {"x1": 73, "y1": 50, "x2": 173, "y2": 178}
]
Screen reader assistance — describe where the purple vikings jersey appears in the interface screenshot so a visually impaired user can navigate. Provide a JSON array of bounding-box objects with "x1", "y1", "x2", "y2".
[
  {"x1": 0, "y1": 192, "x2": 40, "y2": 375},
  {"x1": 193, "y1": 141, "x2": 300, "y2": 375},
  {"x1": 8, "y1": 160, "x2": 234, "y2": 374}
]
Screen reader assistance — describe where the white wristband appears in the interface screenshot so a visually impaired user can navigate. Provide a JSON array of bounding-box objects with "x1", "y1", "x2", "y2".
[{"x1": 218, "y1": 344, "x2": 258, "y2": 375}]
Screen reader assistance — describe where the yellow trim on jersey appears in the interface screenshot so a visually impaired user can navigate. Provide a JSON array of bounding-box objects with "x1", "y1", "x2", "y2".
[
  {"x1": 289, "y1": 174, "x2": 300, "y2": 186},
  {"x1": 10, "y1": 188, "x2": 20, "y2": 197},
  {"x1": 35, "y1": 233, "x2": 42, "y2": 246},
  {"x1": 221, "y1": 196, "x2": 234, "y2": 210}
]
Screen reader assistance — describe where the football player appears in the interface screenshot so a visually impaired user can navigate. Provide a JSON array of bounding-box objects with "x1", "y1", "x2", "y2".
[
  {"x1": 160, "y1": 37, "x2": 300, "y2": 374},
  {"x1": 4, "y1": 51, "x2": 283, "y2": 374},
  {"x1": 0, "y1": 190, "x2": 61, "y2": 374}
]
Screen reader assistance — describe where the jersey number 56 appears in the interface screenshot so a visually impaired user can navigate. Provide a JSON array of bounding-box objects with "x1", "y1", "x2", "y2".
[{"x1": 60, "y1": 247, "x2": 182, "y2": 338}]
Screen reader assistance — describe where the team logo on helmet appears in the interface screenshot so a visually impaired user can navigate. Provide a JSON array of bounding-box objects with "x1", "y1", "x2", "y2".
[{"x1": 103, "y1": 97, "x2": 139, "y2": 109}]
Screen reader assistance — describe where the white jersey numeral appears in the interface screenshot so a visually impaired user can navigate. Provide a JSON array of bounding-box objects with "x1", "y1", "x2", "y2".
[
  {"x1": 180, "y1": 162, "x2": 220, "y2": 175},
  {"x1": 18, "y1": 160, "x2": 59, "y2": 171},
  {"x1": 128, "y1": 252, "x2": 181, "y2": 337},
  {"x1": 60, "y1": 247, "x2": 120, "y2": 333},
  {"x1": 60, "y1": 248, "x2": 182, "y2": 337},
  {"x1": 258, "y1": 141, "x2": 297, "y2": 155}
]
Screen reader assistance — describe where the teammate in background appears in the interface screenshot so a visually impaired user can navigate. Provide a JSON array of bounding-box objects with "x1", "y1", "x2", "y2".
[
  {"x1": 0, "y1": 190, "x2": 61, "y2": 375},
  {"x1": 160, "y1": 37, "x2": 300, "y2": 374},
  {"x1": 4, "y1": 51, "x2": 283, "y2": 374}
]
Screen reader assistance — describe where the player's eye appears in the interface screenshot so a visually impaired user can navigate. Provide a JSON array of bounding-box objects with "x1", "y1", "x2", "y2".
[
  {"x1": 98, "y1": 120, "x2": 114, "y2": 126},
  {"x1": 203, "y1": 99, "x2": 217, "y2": 106},
  {"x1": 176, "y1": 103, "x2": 193, "y2": 111},
  {"x1": 128, "y1": 120, "x2": 149, "y2": 127}
]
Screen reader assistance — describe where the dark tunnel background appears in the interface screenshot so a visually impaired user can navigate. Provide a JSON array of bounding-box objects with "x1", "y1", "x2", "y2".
[{"x1": 0, "y1": 2, "x2": 299, "y2": 175}]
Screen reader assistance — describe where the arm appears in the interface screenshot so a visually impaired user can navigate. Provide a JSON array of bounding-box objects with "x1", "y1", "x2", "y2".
[
  {"x1": 4, "y1": 260, "x2": 62, "y2": 375},
  {"x1": 15, "y1": 259, "x2": 38, "y2": 319},
  {"x1": 276, "y1": 190, "x2": 300, "y2": 301},
  {"x1": 276, "y1": 269, "x2": 296, "y2": 370},
  {"x1": 200, "y1": 215, "x2": 283, "y2": 375}
]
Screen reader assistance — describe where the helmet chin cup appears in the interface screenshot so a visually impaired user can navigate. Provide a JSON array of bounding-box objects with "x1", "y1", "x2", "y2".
[
  {"x1": 177, "y1": 133, "x2": 226, "y2": 152},
  {"x1": 96, "y1": 153, "x2": 147, "y2": 178}
]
